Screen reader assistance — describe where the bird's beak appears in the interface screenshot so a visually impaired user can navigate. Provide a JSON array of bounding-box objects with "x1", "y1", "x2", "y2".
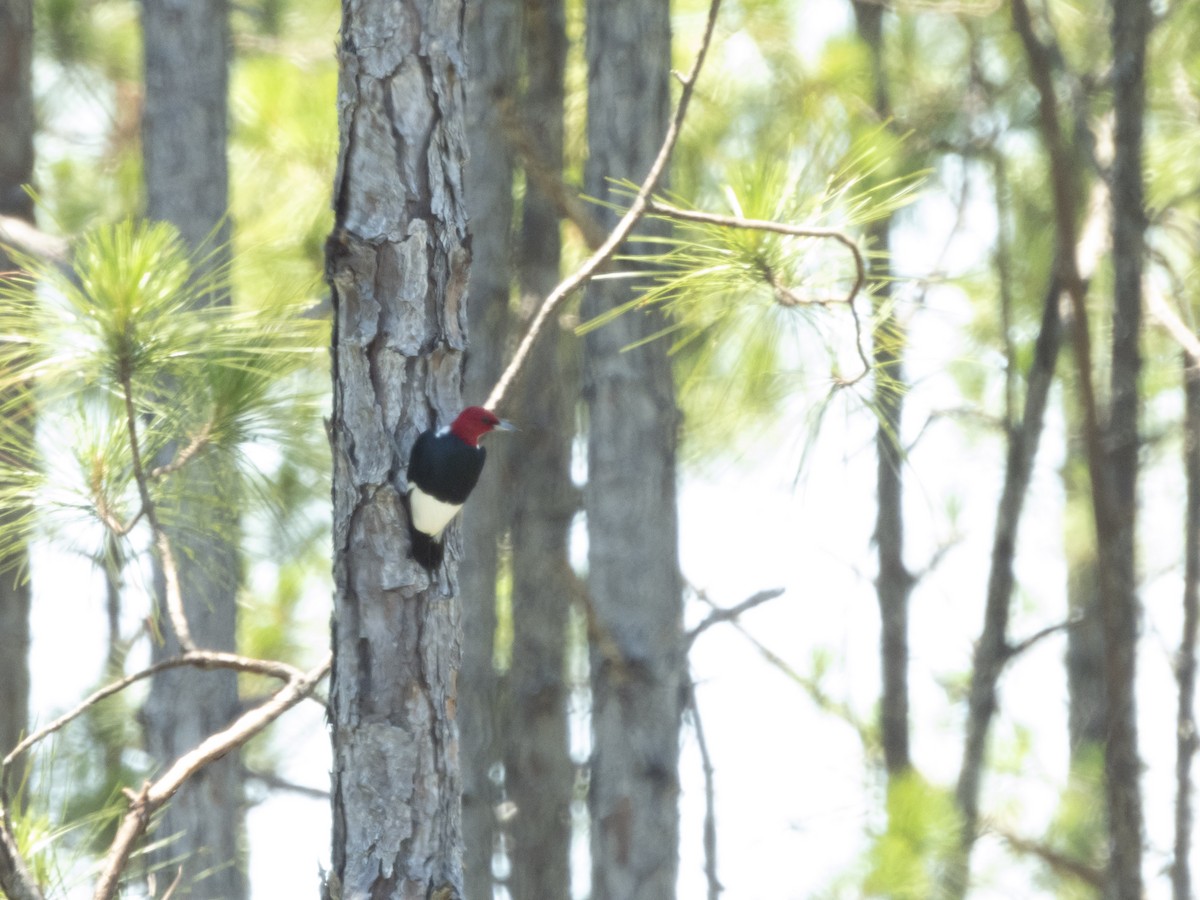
[{"x1": 494, "y1": 419, "x2": 518, "y2": 432}]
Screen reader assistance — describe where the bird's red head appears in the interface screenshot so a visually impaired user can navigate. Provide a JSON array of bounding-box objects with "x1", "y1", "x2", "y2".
[{"x1": 449, "y1": 406, "x2": 515, "y2": 446}]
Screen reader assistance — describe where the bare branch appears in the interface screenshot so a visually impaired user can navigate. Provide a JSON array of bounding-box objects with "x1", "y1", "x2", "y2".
[
  {"x1": 1, "y1": 651, "x2": 305, "y2": 791},
  {"x1": 995, "y1": 826, "x2": 1105, "y2": 889},
  {"x1": 483, "y1": 0, "x2": 724, "y2": 412},
  {"x1": 0, "y1": 215, "x2": 68, "y2": 268},
  {"x1": 1147, "y1": 285, "x2": 1200, "y2": 365},
  {"x1": 147, "y1": 420, "x2": 214, "y2": 481},
  {"x1": 1004, "y1": 616, "x2": 1080, "y2": 661},
  {"x1": 684, "y1": 683, "x2": 722, "y2": 900},
  {"x1": 91, "y1": 653, "x2": 331, "y2": 900},
  {"x1": 686, "y1": 588, "x2": 785, "y2": 649}
]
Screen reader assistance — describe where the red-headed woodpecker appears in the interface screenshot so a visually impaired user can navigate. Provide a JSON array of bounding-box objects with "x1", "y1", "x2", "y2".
[{"x1": 406, "y1": 405, "x2": 515, "y2": 571}]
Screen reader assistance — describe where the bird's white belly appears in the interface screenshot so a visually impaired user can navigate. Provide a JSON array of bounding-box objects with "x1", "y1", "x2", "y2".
[{"x1": 409, "y1": 486, "x2": 463, "y2": 538}]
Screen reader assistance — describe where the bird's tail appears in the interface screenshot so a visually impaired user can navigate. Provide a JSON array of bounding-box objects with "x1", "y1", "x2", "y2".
[{"x1": 409, "y1": 527, "x2": 445, "y2": 572}]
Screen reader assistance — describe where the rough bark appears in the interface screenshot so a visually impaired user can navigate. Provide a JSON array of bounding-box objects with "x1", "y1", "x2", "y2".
[
  {"x1": 324, "y1": 0, "x2": 471, "y2": 896},
  {"x1": 460, "y1": 0, "x2": 518, "y2": 893},
  {"x1": 852, "y1": 0, "x2": 912, "y2": 778},
  {"x1": 1176, "y1": 357, "x2": 1200, "y2": 900},
  {"x1": 0, "y1": 0, "x2": 34, "y2": 786},
  {"x1": 138, "y1": 1, "x2": 244, "y2": 895},
  {"x1": 503, "y1": 0, "x2": 574, "y2": 893},
  {"x1": 1102, "y1": 0, "x2": 1150, "y2": 894},
  {"x1": 583, "y1": 0, "x2": 684, "y2": 896},
  {"x1": 946, "y1": 272, "x2": 1062, "y2": 897}
]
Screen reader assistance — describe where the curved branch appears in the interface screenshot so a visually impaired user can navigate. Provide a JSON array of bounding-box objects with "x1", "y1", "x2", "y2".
[
  {"x1": 91, "y1": 654, "x2": 331, "y2": 900},
  {"x1": 483, "y1": 0, "x2": 724, "y2": 412},
  {"x1": 646, "y1": 200, "x2": 871, "y2": 384}
]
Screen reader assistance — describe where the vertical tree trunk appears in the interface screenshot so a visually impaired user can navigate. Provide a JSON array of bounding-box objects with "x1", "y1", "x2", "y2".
[
  {"x1": 583, "y1": 1, "x2": 683, "y2": 897},
  {"x1": 138, "y1": 1, "x2": 244, "y2": 896},
  {"x1": 504, "y1": 1, "x2": 574, "y2": 893},
  {"x1": 1103, "y1": 0, "x2": 1149, "y2": 894},
  {"x1": 946, "y1": 272, "x2": 1062, "y2": 898},
  {"x1": 852, "y1": 0, "x2": 912, "y2": 778},
  {"x1": 0, "y1": 0, "x2": 34, "y2": 787},
  {"x1": 1175, "y1": 356, "x2": 1200, "y2": 900},
  {"x1": 324, "y1": 0, "x2": 471, "y2": 895},
  {"x1": 461, "y1": 0, "x2": 518, "y2": 893}
]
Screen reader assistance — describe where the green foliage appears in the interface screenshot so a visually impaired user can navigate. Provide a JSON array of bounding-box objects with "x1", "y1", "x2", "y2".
[
  {"x1": 0, "y1": 218, "x2": 325, "y2": 568},
  {"x1": 578, "y1": 145, "x2": 921, "y2": 461},
  {"x1": 863, "y1": 772, "x2": 960, "y2": 899}
]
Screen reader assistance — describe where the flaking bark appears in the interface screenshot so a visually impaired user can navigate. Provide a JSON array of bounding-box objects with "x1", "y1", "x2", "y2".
[{"x1": 325, "y1": 0, "x2": 471, "y2": 896}]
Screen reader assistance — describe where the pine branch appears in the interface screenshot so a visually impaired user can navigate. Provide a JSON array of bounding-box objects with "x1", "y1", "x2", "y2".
[
  {"x1": 119, "y1": 367, "x2": 196, "y2": 652},
  {"x1": 646, "y1": 201, "x2": 871, "y2": 384},
  {"x1": 484, "y1": 0, "x2": 724, "y2": 412}
]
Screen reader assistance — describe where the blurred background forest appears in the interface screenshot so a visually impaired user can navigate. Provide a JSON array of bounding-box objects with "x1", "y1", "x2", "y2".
[{"x1": 0, "y1": 0, "x2": 1195, "y2": 896}]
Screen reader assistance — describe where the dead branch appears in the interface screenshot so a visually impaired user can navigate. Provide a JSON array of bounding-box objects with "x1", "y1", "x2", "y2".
[
  {"x1": 995, "y1": 826, "x2": 1105, "y2": 889},
  {"x1": 686, "y1": 588, "x2": 785, "y2": 649},
  {"x1": 91, "y1": 653, "x2": 331, "y2": 900},
  {"x1": 684, "y1": 682, "x2": 722, "y2": 900},
  {"x1": 1, "y1": 650, "x2": 305, "y2": 788},
  {"x1": 483, "y1": 0, "x2": 724, "y2": 412}
]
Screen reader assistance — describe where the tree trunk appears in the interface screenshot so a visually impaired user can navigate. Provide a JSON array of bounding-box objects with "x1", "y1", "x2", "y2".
[
  {"x1": 504, "y1": 1, "x2": 574, "y2": 893},
  {"x1": 1175, "y1": 352, "x2": 1200, "y2": 900},
  {"x1": 0, "y1": 0, "x2": 34, "y2": 788},
  {"x1": 461, "y1": 0, "x2": 518, "y2": 893},
  {"x1": 1102, "y1": 1, "x2": 1149, "y2": 894},
  {"x1": 138, "y1": 1, "x2": 245, "y2": 896},
  {"x1": 852, "y1": 0, "x2": 912, "y2": 779},
  {"x1": 947, "y1": 271, "x2": 1062, "y2": 898},
  {"x1": 583, "y1": 0, "x2": 684, "y2": 897},
  {"x1": 324, "y1": 0, "x2": 471, "y2": 895}
]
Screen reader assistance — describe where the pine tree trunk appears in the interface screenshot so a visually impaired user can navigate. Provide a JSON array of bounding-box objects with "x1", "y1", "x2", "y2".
[
  {"x1": 504, "y1": 1, "x2": 574, "y2": 891},
  {"x1": 460, "y1": 0, "x2": 518, "y2": 892},
  {"x1": 852, "y1": 0, "x2": 912, "y2": 779},
  {"x1": 324, "y1": 0, "x2": 471, "y2": 895},
  {"x1": 138, "y1": 1, "x2": 245, "y2": 896},
  {"x1": 0, "y1": 0, "x2": 34, "y2": 787},
  {"x1": 1102, "y1": 0, "x2": 1149, "y2": 893},
  {"x1": 583, "y1": 0, "x2": 683, "y2": 896}
]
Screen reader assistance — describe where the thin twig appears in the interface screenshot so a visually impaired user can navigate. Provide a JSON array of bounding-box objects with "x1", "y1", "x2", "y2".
[
  {"x1": 685, "y1": 682, "x2": 722, "y2": 900},
  {"x1": 91, "y1": 654, "x2": 331, "y2": 900},
  {"x1": 483, "y1": 0, "x2": 725, "y2": 412},
  {"x1": 686, "y1": 588, "x2": 785, "y2": 649},
  {"x1": 1, "y1": 651, "x2": 304, "y2": 794},
  {"x1": 995, "y1": 826, "x2": 1105, "y2": 889},
  {"x1": 1004, "y1": 615, "x2": 1080, "y2": 661},
  {"x1": 119, "y1": 370, "x2": 196, "y2": 652},
  {"x1": 147, "y1": 420, "x2": 214, "y2": 481}
]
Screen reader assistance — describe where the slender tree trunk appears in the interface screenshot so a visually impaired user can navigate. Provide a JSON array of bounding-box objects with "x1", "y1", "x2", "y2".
[
  {"x1": 324, "y1": 0, "x2": 471, "y2": 895},
  {"x1": 138, "y1": 1, "x2": 244, "y2": 896},
  {"x1": 583, "y1": 1, "x2": 683, "y2": 897},
  {"x1": 504, "y1": 1, "x2": 574, "y2": 893},
  {"x1": 1175, "y1": 356, "x2": 1200, "y2": 900},
  {"x1": 461, "y1": 0, "x2": 518, "y2": 893},
  {"x1": 0, "y1": 0, "x2": 34, "y2": 789},
  {"x1": 1102, "y1": 1, "x2": 1150, "y2": 894},
  {"x1": 946, "y1": 272, "x2": 1062, "y2": 897},
  {"x1": 852, "y1": 0, "x2": 912, "y2": 779}
]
